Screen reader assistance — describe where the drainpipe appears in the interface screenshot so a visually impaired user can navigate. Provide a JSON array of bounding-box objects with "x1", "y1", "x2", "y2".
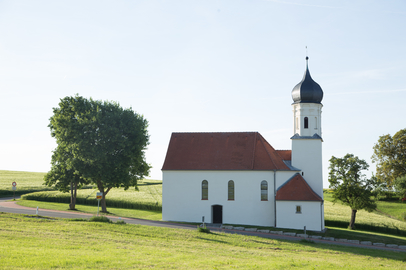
[{"x1": 274, "y1": 170, "x2": 277, "y2": 228}]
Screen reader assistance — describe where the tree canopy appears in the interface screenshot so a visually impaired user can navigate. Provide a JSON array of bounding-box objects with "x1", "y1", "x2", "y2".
[
  {"x1": 47, "y1": 95, "x2": 150, "y2": 212},
  {"x1": 372, "y1": 128, "x2": 406, "y2": 187},
  {"x1": 393, "y1": 175, "x2": 406, "y2": 200},
  {"x1": 328, "y1": 154, "x2": 376, "y2": 230}
]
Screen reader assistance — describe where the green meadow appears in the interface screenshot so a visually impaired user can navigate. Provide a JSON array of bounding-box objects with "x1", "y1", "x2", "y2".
[
  {"x1": 0, "y1": 212, "x2": 405, "y2": 269},
  {"x1": 0, "y1": 170, "x2": 51, "y2": 196},
  {"x1": 3, "y1": 170, "x2": 406, "y2": 262}
]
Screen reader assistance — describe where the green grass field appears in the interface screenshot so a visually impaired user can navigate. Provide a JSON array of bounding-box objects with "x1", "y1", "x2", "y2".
[
  {"x1": 0, "y1": 212, "x2": 405, "y2": 269},
  {"x1": 4, "y1": 170, "x2": 406, "y2": 246},
  {"x1": 0, "y1": 170, "x2": 51, "y2": 196}
]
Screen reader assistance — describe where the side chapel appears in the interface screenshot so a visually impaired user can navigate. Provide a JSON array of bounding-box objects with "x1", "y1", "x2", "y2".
[{"x1": 161, "y1": 57, "x2": 325, "y2": 231}]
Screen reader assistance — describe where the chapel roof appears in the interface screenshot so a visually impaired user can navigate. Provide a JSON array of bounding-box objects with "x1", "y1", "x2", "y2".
[
  {"x1": 162, "y1": 132, "x2": 291, "y2": 171},
  {"x1": 276, "y1": 173, "x2": 322, "y2": 201},
  {"x1": 276, "y1": 150, "x2": 291, "y2": 161},
  {"x1": 291, "y1": 57, "x2": 323, "y2": 104}
]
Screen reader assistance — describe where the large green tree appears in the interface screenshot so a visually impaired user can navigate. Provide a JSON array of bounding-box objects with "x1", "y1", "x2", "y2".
[
  {"x1": 328, "y1": 154, "x2": 377, "y2": 230},
  {"x1": 48, "y1": 95, "x2": 150, "y2": 212},
  {"x1": 372, "y1": 128, "x2": 406, "y2": 187}
]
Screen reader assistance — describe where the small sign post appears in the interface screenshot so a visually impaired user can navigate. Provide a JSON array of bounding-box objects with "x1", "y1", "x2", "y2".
[
  {"x1": 12, "y1": 182, "x2": 17, "y2": 200},
  {"x1": 96, "y1": 192, "x2": 103, "y2": 216}
]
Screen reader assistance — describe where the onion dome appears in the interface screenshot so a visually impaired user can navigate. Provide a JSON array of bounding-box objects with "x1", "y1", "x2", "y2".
[{"x1": 291, "y1": 57, "x2": 323, "y2": 104}]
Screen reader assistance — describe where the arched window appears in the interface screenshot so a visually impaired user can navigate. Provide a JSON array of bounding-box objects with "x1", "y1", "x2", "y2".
[
  {"x1": 202, "y1": 180, "x2": 208, "y2": 200},
  {"x1": 304, "y1": 117, "x2": 309, "y2": 129},
  {"x1": 261, "y1": 180, "x2": 268, "y2": 201},
  {"x1": 228, "y1": 180, "x2": 235, "y2": 201}
]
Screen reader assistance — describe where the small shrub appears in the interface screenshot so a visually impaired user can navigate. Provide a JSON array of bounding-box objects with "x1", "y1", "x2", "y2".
[
  {"x1": 89, "y1": 216, "x2": 112, "y2": 223},
  {"x1": 116, "y1": 219, "x2": 126, "y2": 225},
  {"x1": 197, "y1": 226, "x2": 210, "y2": 233}
]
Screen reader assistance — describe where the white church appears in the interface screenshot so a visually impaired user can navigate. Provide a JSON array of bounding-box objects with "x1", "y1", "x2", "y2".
[{"x1": 161, "y1": 57, "x2": 325, "y2": 231}]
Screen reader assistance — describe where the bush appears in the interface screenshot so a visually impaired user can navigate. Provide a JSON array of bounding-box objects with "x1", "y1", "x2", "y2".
[
  {"x1": 89, "y1": 216, "x2": 112, "y2": 223},
  {"x1": 197, "y1": 225, "x2": 210, "y2": 233},
  {"x1": 116, "y1": 220, "x2": 126, "y2": 225}
]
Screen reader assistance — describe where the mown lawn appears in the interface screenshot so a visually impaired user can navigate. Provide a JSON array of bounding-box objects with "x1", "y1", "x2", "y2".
[{"x1": 0, "y1": 212, "x2": 405, "y2": 269}]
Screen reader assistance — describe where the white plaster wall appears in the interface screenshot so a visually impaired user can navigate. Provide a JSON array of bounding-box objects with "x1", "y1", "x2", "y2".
[
  {"x1": 292, "y1": 103, "x2": 322, "y2": 137},
  {"x1": 276, "y1": 201, "x2": 324, "y2": 231},
  {"x1": 162, "y1": 170, "x2": 279, "y2": 226},
  {"x1": 291, "y1": 139, "x2": 323, "y2": 198}
]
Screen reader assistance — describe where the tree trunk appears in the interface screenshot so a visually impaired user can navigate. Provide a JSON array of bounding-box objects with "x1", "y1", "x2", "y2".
[
  {"x1": 99, "y1": 186, "x2": 112, "y2": 213},
  {"x1": 69, "y1": 182, "x2": 77, "y2": 210},
  {"x1": 349, "y1": 209, "x2": 357, "y2": 230},
  {"x1": 101, "y1": 193, "x2": 107, "y2": 213}
]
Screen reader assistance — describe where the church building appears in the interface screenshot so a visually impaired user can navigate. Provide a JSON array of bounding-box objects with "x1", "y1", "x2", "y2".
[{"x1": 161, "y1": 57, "x2": 325, "y2": 231}]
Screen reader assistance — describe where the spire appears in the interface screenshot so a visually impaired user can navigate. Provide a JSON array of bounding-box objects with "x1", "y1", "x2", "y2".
[{"x1": 291, "y1": 56, "x2": 323, "y2": 104}]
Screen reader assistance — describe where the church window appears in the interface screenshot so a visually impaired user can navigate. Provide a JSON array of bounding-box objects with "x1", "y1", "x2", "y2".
[
  {"x1": 202, "y1": 180, "x2": 208, "y2": 200},
  {"x1": 261, "y1": 180, "x2": 268, "y2": 201},
  {"x1": 304, "y1": 117, "x2": 309, "y2": 129},
  {"x1": 296, "y1": 205, "x2": 302, "y2": 214},
  {"x1": 228, "y1": 180, "x2": 235, "y2": 201}
]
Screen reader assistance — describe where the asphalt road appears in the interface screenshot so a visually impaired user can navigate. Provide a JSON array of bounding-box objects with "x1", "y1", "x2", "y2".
[{"x1": 1, "y1": 197, "x2": 405, "y2": 253}]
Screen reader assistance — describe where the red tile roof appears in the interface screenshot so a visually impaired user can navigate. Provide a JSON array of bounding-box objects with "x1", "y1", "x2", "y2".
[
  {"x1": 162, "y1": 132, "x2": 291, "y2": 171},
  {"x1": 276, "y1": 173, "x2": 322, "y2": 201},
  {"x1": 276, "y1": 150, "x2": 291, "y2": 161}
]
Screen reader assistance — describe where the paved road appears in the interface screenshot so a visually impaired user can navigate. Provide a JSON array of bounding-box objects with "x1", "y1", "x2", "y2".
[{"x1": 1, "y1": 197, "x2": 405, "y2": 253}]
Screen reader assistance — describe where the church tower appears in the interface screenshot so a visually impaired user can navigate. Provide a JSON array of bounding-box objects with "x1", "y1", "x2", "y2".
[{"x1": 290, "y1": 57, "x2": 324, "y2": 198}]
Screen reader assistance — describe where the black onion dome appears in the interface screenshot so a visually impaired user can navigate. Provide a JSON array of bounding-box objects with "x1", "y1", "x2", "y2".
[{"x1": 291, "y1": 57, "x2": 323, "y2": 104}]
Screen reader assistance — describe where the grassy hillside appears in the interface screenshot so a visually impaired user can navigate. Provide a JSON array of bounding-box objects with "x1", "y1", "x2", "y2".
[
  {"x1": 0, "y1": 170, "x2": 52, "y2": 196},
  {"x1": 0, "y1": 212, "x2": 405, "y2": 269},
  {"x1": 324, "y1": 192, "x2": 406, "y2": 232}
]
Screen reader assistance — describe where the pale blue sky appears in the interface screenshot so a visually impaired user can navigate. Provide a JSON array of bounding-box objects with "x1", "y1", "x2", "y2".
[{"x1": 1, "y1": 0, "x2": 405, "y2": 187}]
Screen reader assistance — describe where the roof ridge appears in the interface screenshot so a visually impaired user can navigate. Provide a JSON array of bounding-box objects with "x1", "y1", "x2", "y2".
[{"x1": 172, "y1": 131, "x2": 258, "y2": 134}]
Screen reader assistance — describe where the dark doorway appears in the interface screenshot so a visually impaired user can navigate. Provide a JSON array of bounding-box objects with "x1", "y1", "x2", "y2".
[{"x1": 212, "y1": 205, "x2": 223, "y2": 224}]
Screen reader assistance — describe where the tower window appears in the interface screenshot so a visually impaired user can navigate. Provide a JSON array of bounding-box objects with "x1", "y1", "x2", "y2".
[
  {"x1": 304, "y1": 117, "x2": 309, "y2": 129},
  {"x1": 228, "y1": 180, "x2": 234, "y2": 201},
  {"x1": 261, "y1": 180, "x2": 268, "y2": 201},
  {"x1": 202, "y1": 180, "x2": 208, "y2": 200}
]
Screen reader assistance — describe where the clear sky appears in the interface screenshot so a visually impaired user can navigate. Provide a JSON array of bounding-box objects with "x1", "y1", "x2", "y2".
[{"x1": 1, "y1": 0, "x2": 405, "y2": 188}]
